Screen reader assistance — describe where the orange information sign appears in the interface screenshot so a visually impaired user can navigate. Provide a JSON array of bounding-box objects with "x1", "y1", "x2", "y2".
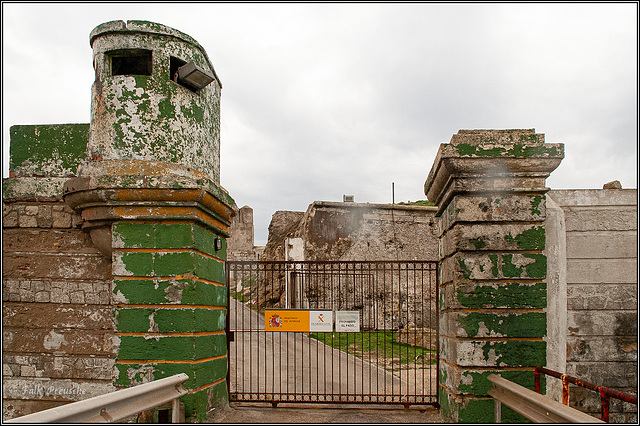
[{"x1": 265, "y1": 309, "x2": 332, "y2": 332}]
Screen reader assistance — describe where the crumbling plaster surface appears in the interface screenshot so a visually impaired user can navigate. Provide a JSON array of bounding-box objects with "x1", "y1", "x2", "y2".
[{"x1": 300, "y1": 201, "x2": 438, "y2": 261}]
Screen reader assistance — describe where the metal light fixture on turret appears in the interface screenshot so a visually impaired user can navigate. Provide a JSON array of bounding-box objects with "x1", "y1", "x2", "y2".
[{"x1": 176, "y1": 61, "x2": 214, "y2": 92}]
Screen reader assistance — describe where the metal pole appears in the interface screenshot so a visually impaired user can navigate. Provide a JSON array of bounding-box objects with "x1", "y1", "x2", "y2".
[
  {"x1": 561, "y1": 375, "x2": 570, "y2": 405},
  {"x1": 171, "y1": 398, "x2": 180, "y2": 423}
]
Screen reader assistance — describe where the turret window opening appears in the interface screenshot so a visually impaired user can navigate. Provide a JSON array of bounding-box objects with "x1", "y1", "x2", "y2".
[
  {"x1": 109, "y1": 49, "x2": 152, "y2": 76},
  {"x1": 170, "y1": 57, "x2": 187, "y2": 83}
]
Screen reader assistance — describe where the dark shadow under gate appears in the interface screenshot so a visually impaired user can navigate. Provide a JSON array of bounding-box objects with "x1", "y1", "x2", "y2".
[{"x1": 226, "y1": 261, "x2": 439, "y2": 407}]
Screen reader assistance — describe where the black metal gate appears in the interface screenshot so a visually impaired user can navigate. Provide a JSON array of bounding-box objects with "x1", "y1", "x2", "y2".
[{"x1": 226, "y1": 261, "x2": 438, "y2": 406}]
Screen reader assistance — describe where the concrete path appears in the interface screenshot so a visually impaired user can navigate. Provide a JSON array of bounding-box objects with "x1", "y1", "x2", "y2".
[{"x1": 208, "y1": 404, "x2": 444, "y2": 423}]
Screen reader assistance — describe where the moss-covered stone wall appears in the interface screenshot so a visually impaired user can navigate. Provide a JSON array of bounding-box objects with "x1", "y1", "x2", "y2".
[{"x1": 425, "y1": 129, "x2": 563, "y2": 422}]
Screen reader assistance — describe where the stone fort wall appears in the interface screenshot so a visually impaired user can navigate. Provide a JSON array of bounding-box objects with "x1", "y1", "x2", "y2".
[{"x1": 547, "y1": 189, "x2": 637, "y2": 423}]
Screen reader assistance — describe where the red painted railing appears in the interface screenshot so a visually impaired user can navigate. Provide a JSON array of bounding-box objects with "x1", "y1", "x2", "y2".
[{"x1": 534, "y1": 366, "x2": 637, "y2": 422}]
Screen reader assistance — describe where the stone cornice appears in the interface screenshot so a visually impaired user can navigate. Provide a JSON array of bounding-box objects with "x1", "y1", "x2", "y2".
[{"x1": 424, "y1": 130, "x2": 564, "y2": 215}]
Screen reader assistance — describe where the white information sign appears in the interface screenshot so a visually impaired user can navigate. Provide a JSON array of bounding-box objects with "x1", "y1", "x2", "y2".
[
  {"x1": 335, "y1": 311, "x2": 360, "y2": 332},
  {"x1": 309, "y1": 310, "x2": 333, "y2": 332}
]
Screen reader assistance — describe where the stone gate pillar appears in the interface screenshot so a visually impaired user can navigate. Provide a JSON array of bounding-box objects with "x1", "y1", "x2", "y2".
[
  {"x1": 63, "y1": 21, "x2": 236, "y2": 422},
  {"x1": 424, "y1": 129, "x2": 563, "y2": 422}
]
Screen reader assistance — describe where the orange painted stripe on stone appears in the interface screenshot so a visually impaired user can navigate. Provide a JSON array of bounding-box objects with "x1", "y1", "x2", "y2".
[
  {"x1": 116, "y1": 247, "x2": 225, "y2": 262},
  {"x1": 116, "y1": 354, "x2": 227, "y2": 365},
  {"x1": 113, "y1": 274, "x2": 226, "y2": 287},
  {"x1": 112, "y1": 205, "x2": 229, "y2": 233},
  {"x1": 114, "y1": 188, "x2": 204, "y2": 204},
  {"x1": 191, "y1": 377, "x2": 226, "y2": 392}
]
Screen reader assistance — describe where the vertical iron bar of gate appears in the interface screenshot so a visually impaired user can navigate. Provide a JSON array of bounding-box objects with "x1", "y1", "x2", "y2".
[
  {"x1": 271, "y1": 264, "x2": 275, "y2": 402},
  {"x1": 226, "y1": 262, "x2": 231, "y2": 401},
  {"x1": 383, "y1": 262, "x2": 388, "y2": 402},
  {"x1": 435, "y1": 261, "x2": 440, "y2": 406},
  {"x1": 286, "y1": 264, "x2": 290, "y2": 400},
  {"x1": 406, "y1": 262, "x2": 410, "y2": 404},
  {"x1": 420, "y1": 263, "x2": 424, "y2": 402},
  {"x1": 377, "y1": 262, "x2": 382, "y2": 403},
  {"x1": 414, "y1": 262, "x2": 418, "y2": 403}
]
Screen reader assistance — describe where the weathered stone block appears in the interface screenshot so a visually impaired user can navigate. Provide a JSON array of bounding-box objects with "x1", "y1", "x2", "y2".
[
  {"x1": 442, "y1": 310, "x2": 546, "y2": 338},
  {"x1": 113, "y1": 278, "x2": 226, "y2": 306},
  {"x1": 117, "y1": 334, "x2": 227, "y2": 361},
  {"x1": 18, "y1": 215, "x2": 38, "y2": 228},
  {"x1": 115, "y1": 307, "x2": 225, "y2": 333},
  {"x1": 567, "y1": 336, "x2": 637, "y2": 362},
  {"x1": 442, "y1": 252, "x2": 546, "y2": 282},
  {"x1": 566, "y1": 231, "x2": 637, "y2": 259},
  {"x1": 3, "y1": 253, "x2": 111, "y2": 280},
  {"x1": 438, "y1": 194, "x2": 547, "y2": 235},
  {"x1": 3, "y1": 205, "x2": 19, "y2": 227},
  {"x1": 440, "y1": 336, "x2": 546, "y2": 367},
  {"x1": 3, "y1": 354, "x2": 115, "y2": 380},
  {"x1": 113, "y1": 250, "x2": 225, "y2": 283},
  {"x1": 567, "y1": 258, "x2": 637, "y2": 284},
  {"x1": 2, "y1": 303, "x2": 115, "y2": 330},
  {"x1": 567, "y1": 361, "x2": 638, "y2": 388},
  {"x1": 563, "y1": 207, "x2": 637, "y2": 232},
  {"x1": 440, "y1": 362, "x2": 540, "y2": 396},
  {"x1": 441, "y1": 223, "x2": 545, "y2": 257},
  {"x1": 115, "y1": 357, "x2": 227, "y2": 388},
  {"x1": 568, "y1": 310, "x2": 637, "y2": 337},
  {"x1": 441, "y1": 281, "x2": 547, "y2": 310},
  {"x1": 567, "y1": 283, "x2": 636, "y2": 311},
  {"x1": 3, "y1": 228, "x2": 97, "y2": 254},
  {"x1": 3, "y1": 329, "x2": 119, "y2": 356}
]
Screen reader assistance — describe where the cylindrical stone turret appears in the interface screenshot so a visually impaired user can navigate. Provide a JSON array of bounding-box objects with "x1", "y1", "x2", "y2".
[
  {"x1": 85, "y1": 20, "x2": 222, "y2": 183},
  {"x1": 62, "y1": 21, "x2": 236, "y2": 422}
]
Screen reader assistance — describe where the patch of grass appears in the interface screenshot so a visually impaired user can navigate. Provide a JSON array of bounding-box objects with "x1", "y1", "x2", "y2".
[
  {"x1": 397, "y1": 200, "x2": 435, "y2": 207},
  {"x1": 309, "y1": 330, "x2": 435, "y2": 369}
]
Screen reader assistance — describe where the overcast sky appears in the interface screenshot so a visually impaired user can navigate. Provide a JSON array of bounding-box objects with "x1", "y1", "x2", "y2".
[{"x1": 3, "y1": 2, "x2": 638, "y2": 245}]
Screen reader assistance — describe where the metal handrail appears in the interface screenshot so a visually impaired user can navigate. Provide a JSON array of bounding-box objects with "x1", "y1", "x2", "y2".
[
  {"x1": 6, "y1": 373, "x2": 189, "y2": 423},
  {"x1": 535, "y1": 366, "x2": 638, "y2": 422},
  {"x1": 488, "y1": 374, "x2": 605, "y2": 423}
]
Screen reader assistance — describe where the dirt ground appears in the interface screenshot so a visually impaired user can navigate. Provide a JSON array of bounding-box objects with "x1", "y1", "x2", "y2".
[{"x1": 207, "y1": 403, "x2": 444, "y2": 424}]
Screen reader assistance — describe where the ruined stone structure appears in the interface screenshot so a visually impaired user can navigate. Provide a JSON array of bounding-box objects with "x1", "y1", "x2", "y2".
[
  {"x1": 256, "y1": 201, "x2": 438, "y2": 310},
  {"x1": 3, "y1": 21, "x2": 235, "y2": 421},
  {"x1": 262, "y1": 201, "x2": 438, "y2": 263},
  {"x1": 226, "y1": 206, "x2": 263, "y2": 261}
]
